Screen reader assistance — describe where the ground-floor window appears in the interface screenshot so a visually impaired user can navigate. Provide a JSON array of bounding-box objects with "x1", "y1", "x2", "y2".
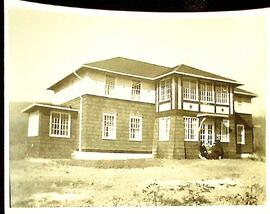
[
  {"x1": 184, "y1": 117, "x2": 198, "y2": 141},
  {"x1": 102, "y1": 113, "x2": 116, "y2": 140},
  {"x1": 28, "y1": 111, "x2": 39, "y2": 136},
  {"x1": 200, "y1": 122, "x2": 214, "y2": 146},
  {"x1": 159, "y1": 117, "x2": 170, "y2": 141},
  {"x1": 50, "y1": 111, "x2": 71, "y2": 138},
  {"x1": 221, "y1": 119, "x2": 230, "y2": 142},
  {"x1": 129, "y1": 116, "x2": 142, "y2": 141},
  {"x1": 237, "y1": 124, "x2": 245, "y2": 144}
]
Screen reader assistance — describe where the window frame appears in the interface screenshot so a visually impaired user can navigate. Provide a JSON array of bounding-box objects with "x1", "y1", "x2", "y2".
[
  {"x1": 237, "y1": 124, "x2": 245, "y2": 145},
  {"x1": 184, "y1": 116, "x2": 199, "y2": 141},
  {"x1": 49, "y1": 111, "x2": 71, "y2": 138},
  {"x1": 159, "y1": 117, "x2": 171, "y2": 141},
  {"x1": 105, "y1": 75, "x2": 115, "y2": 97},
  {"x1": 28, "y1": 111, "x2": 39, "y2": 137},
  {"x1": 216, "y1": 84, "x2": 229, "y2": 105},
  {"x1": 159, "y1": 78, "x2": 171, "y2": 102},
  {"x1": 129, "y1": 116, "x2": 142, "y2": 141},
  {"x1": 183, "y1": 78, "x2": 198, "y2": 101},
  {"x1": 131, "y1": 80, "x2": 141, "y2": 101},
  {"x1": 221, "y1": 119, "x2": 230, "y2": 143},
  {"x1": 199, "y1": 81, "x2": 214, "y2": 103},
  {"x1": 102, "y1": 113, "x2": 117, "y2": 140}
]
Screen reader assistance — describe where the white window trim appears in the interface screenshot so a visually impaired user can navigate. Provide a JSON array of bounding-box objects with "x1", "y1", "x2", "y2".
[
  {"x1": 129, "y1": 116, "x2": 142, "y2": 141},
  {"x1": 216, "y1": 84, "x2": 229, "y2": 105},
  {"x1": 131, "y1": 80, "x2": 141, "y2": 101},
  {"x1": 221, "y1": 119, "x2": 230, "y2": 143},
  {"x1": 28, "y1": 111, "x2": 39, "y2": 137},
  {"x1": 159, "y1": 78, "x2": 171, "y2": 102},
  {"x1": 49, "y1": 111, "x2": 71, "y2": 138},
  {"x1": 183, "y1": 79, "x2": 199, "y2": 102},
  {"x1": 102, "y1": 113, "x2": 117, "y2": 140},
  {"x1": 159, "y1": 117, "x2": 171, "y2": 141},
  {"x1": 184, "y1": 116, "x2": 199, "y2": 141},
  {"x1": 199, "y1": 81, "x2": 215, "y2": 103},
  {"x1": 237, "y1": 124, "x2": 245, "y2": 145}
]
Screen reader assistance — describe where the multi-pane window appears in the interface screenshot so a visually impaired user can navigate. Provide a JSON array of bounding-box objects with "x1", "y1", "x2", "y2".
[
  {"x1": 216, "y1": 85, "x2": 229, "y2": 104},
  {"x1": 159, "y1": 117, "x2": 170, "y2": 141},
  {"x1": 28, "y1": 111, "x2": 39, "y2": 136},
  {"x1": 105, "y1": 75, "x2": 115, "y2": 96},
  {"x1": 183, "y1": 79, "x2": 197, "y2": 101},
  {"x1": 184, "y1": 117, "x2": 198, "y2": 141},
  {"x1": 159, "y1": 79, "x2": 171, "y2": 101},
  {"x1": 131, "y1": 80, "x2": 141, "y2": 100},
  {"x1": 237, "y1": 124, "x2": 245, "y2": 144},
  {"x1": 102, "y1": 113, "x2": 116, "y2": 139},
  {"x1": 221, "y1": 119, "x2": 230, "y2": 142},
  {"x1": 200, "y1": 82, "x2": 214, "y2": 102},
  {"x1": 129, "y1": 116, "x2": 142, "y2": 141},
  {"x1": 200, "y1": 123, "x2": 214, "y2": 146},
  {"x1": 50, "y1": 112, "x2": 70, "y2": 137}
]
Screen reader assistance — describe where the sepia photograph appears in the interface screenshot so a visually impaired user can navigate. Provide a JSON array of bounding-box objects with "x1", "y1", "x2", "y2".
[{"x1": 5, "y1": 0, "x2": 269, "y2": 210}]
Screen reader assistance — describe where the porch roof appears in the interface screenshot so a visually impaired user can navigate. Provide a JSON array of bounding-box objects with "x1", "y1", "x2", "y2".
[
  {"x1": 197, "y1": 113, "x2": 229, "y2": 118},
  {"x1": 22, "y1": 103, "x2": 79, "y2": 113}
]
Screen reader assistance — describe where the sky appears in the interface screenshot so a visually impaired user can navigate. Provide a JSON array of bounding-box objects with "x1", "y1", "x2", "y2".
[{"x1": 5, "y1": 0, "x2": 269, "y2": 116}]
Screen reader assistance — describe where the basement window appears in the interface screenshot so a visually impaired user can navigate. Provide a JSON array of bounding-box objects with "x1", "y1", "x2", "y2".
[
  {"x1": 129, "y1": 116, "x2": 142, "y2": 141},
  {"x1": 49, "y1": 111, "x2": 71, "y2": 138}
]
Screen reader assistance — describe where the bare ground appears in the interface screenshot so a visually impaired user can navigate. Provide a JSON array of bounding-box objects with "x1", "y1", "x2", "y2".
[{"x1": 9, "y1": 158, "x2": 266, "y2": 207}]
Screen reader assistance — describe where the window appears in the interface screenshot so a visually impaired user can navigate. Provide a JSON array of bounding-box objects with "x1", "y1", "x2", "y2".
[
  {"x1": 159, "y1": 79, "x2": 171, "y2": 101},
  {"x1": 200, "y1": 82, "x2": 214, "y2": 102},
  {"x1": 129, "y1": 116, "x2": 142, "y2": 141},
  {"x1": 28, "y1": 111, "x2": 39, "y2": 136},
  {"x1": 102, "y1": 113, "x2": 116, "y2": 139},
  {"x1": 50, "y1": 112, "x2": 71, "y2": 137},
  {"x1": 200, "y1": 122, "x2": 214, "y2": 146},
  {"x1": 237, "y1": 124, "x2": 245, "y2": 144},
  {"x1": 216, "y1": 85, "x2": 229, "y2": 104},
  {"x1": 105, "y1": 75, "x2": 115, "y2": 96},
  {"x1": 183, "y1": 79, "x2": 197, "y2": 101},
  {"x1": 131, "y1": 80, "x2": 141, "y2": 100},
  {"x1": 159, "y1": 117, "x2": 170, "y2": 141},
  {"x1": 221, "y1": 119, "x2": 230, "y2": 142},
  {"x1": 184, "y1": 117, "x2": 198, "y2": 141}
]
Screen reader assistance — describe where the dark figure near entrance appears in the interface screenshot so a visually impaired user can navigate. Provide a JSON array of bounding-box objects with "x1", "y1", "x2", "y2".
[
  {"x1": 209, "y1": 140, "x2": 224, "y2": 159},
  {"x1": 199, "y1": 141, "x2": 209, "y2": 159}
]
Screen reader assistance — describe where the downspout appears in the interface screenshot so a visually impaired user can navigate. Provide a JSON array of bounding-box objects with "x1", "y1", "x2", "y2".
[{"x1": 73, "y1": 71, "x2": 83, "y2": 152}]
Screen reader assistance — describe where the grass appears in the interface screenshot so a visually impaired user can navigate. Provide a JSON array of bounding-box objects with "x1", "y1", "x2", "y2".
[{"x1": 9, "y1": 158, "x2": 266, "y2": 207}]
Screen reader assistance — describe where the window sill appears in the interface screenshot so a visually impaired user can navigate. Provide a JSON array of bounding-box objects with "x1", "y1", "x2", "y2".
[
  {"x1": 184, "y1": 139, "x2": 198, "y2": 142},
  {"x1": 183, "y1": 98, "x2": 199, "y2": 102},
  {"x1": 221, "y1": 140, "x2": 230, "y2": 143},
  {"x1": 102, "y1": 137, "x2": 116, "y2": 140},
  {"x1": 49, "y1": 135, "x2": 70, "y2": 138},
  {"x1": 129, "y1": 139, "x2": 142, "y2": 142}
]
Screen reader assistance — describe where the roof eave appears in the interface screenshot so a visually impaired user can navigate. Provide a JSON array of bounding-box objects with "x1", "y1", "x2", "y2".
[{"x1": 22, "y1": 103, "x2": 80, "y2": 113}]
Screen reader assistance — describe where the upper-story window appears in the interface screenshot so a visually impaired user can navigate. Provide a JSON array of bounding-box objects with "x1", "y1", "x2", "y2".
[
  {"x1": 105, "y1": 75, "x2": 115, "y2": 96},
  {"x1": 183, "y1": 79, "x2": 198, "y2": 101},
  {"x1": 216, "y1": 84, "x2": 229, "y2": 104},
  {"x1": 159, "y1": 79, "x2": 171, "y2": 102},
  {"x1": 131, "y1": 80, "x2": 141, "y2": 100},
  {"x1": 200, "y1": 82, "x2": 214, "y2": 103}
]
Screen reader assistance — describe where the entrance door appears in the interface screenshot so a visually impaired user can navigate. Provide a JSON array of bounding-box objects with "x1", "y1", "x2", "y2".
[{"x1": 200, "y1": 121, "x2": 215, "y2": 147}]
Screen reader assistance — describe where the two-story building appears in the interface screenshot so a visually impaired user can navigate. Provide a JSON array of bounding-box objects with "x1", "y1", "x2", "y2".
[{"x1": 22, "y1": 57, "x2": 257, "y2": 159}]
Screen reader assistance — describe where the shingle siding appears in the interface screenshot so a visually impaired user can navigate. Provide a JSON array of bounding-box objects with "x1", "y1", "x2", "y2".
[{"x1": 79, "y1": 94, "x2": 155, "y2": 153}]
